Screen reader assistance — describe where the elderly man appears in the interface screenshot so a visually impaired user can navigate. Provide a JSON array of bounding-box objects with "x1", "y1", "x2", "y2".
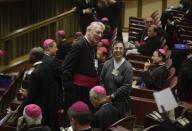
[
  {"x1": 19, "y1": 47, "x2": 63, "y2": 131},
  {"x1": 62, "y1": 21, "x2": 105, "y2": 110},
  {"x1": 67, "y1": 101, "x2": 93, "y2": 131},
  {"x1": 17, "y1": 104, "x2": 52, "y2": 131},
  {"x1": 89, "y1": 86, "x2": 121, "y2": 130},
  {"x1": 134, "y1": 16, "x2": 155, "y2": 47}
]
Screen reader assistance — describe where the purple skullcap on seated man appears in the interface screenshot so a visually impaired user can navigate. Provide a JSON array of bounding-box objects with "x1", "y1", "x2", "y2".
[
  {"x1": 57, "y1": 30, "x2": 66, "y2": 38},
  {"x1": 158, "y1": 48, "x2": 167, "y2": 56},
  {"x1": 23, "y1": 104, "x2": 42, "y2": 119},
  {"x1": 92, "y1": 86, "x2": 106, "y2": 95},
  {"x1": 69, "y1": 101, "x2": 90, "y2": 113},
  {"x1": 101, "y1": 38, "x2": 110, "y2": 47},
  {"x1": 43, "y1": 39, "x2": 55, "y2": 48},
  {"x1": 0, "y1": 50, "x2": 4, "y2": 57}
]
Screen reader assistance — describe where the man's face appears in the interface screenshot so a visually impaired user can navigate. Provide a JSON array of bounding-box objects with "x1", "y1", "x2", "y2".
[
  {"x1": 152, "y1": 51, "x2": 162, "y2": 64},
  {"x1": 147, "y1": 27, "x2": 156, "y2": 38},
  {"x1": 88, "y1": 25, "x2": 104, "y2": 44},
  {"x1": 48, "y1": 42, "x2": 58, "y2": 56},
  {"x1": 145, "y1": 18, "x2": 154, "y2": 27},
  {"x1": 89, "y1": 93, "x2": 98, "y2": 107}
]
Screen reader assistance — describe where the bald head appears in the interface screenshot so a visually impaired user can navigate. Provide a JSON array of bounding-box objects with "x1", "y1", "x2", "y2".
[{"x1": 144, "y1": 16, "x2": 154, "y2": 27}]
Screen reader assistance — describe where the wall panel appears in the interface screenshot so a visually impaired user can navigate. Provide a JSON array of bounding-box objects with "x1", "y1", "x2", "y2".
[
  {"x1": 124, "y1": 0, "x2": 138, "y2": 28},
  {"x1": 167, "y1": 0, "x2": 180, "y2": 8},
  {"x1": 142, "y1": 0, "x2": 162, "y2": 17}
]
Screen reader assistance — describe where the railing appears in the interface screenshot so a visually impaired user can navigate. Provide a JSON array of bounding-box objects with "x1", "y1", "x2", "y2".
[{"x1": 0, "y1": 8, "x2": 77, "y2": 67}]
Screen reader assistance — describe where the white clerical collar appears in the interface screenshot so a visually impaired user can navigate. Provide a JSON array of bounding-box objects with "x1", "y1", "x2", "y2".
[
  {"x1": 114, "y1": 58, "x2": 125, "y2": 70},
  {"x1": 44, "y1": 53, "x2": 50, "y2": 56},
  {"x1": 33, "y1": 61, "x2": 42, "y2": 66},
  {"x1": 84, "y1": 35, "x2": 92, "y2": 46}
]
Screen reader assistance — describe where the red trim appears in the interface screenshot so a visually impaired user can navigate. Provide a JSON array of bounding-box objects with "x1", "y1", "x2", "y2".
[{"x1": 73, "y1": 73, "x2": 97, "y2": 88}]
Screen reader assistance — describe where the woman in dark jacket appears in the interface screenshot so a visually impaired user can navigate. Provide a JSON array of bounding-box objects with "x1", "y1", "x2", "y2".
[{"x1": 100, "y1": 41, "x2": 133, "y2": 116}]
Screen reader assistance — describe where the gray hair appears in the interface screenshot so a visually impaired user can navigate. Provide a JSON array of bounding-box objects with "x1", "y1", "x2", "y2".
[
  {"x1": 86, "y1": 21, "x2": 105, "y2": 32},
  {"x1": 89, "y1": 88, "x2": 106, "y2": 100},
  {"x1": 23, "y1": 111, "x2": 42, "y2": 126},
  {"x1": 29, "y1": 47, "x2": 44, "y2": 64}
]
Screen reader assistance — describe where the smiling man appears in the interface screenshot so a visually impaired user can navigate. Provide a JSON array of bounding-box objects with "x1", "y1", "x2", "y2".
[{"x1": 62, "y1": 22, "x2": 105, "y2": 115}]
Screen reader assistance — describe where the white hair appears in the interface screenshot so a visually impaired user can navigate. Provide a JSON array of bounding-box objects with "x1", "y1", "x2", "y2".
[
  {"x1": 23, "y1": 110, "x2": 42, "y2": 126},
  {"x1": 86, "y1": 21, "x2": 105, "y2": 32},
  {"x1": 89, "y1": 88, "x2": 106, "y2": 99}
]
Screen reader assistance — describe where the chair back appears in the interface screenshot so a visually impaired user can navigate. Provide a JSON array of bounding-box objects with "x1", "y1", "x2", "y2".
[
  {"x1": 166, "y1": 50, "x2": 172, "y2": 59},
  {"x1": 167, "y1": 67, "x2": 176, "y2": 80},
  {"x1": 111, "y1": 28, "x2": 117, "y2": 44},
  {"x1": 143, "y1": 124, "x2": 159, "y2": 131},
  {"x1": 165, "y1": 59, "x2": 172, "y2": 69},
  {"x1": 107, "y1": 126, "x2": 130, "y2": 131},
  {"x1": 106, "y1": 115, "x2": 136, "y2": 131},
  {"x1": 165, "y1": 76, "x2": 178, "y2": 89}
]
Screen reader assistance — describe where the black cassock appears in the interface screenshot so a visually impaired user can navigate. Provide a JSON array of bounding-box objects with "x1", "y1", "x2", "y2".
[
  {"x1": 21, "y1": 61, "x2": 63, "y2": 131},
  {"x1": 62, "y1": 37, "x2": 98, "y2": 108},
  {"x1": 92, "y1": 103, "x2": 121, "y2": 130}
]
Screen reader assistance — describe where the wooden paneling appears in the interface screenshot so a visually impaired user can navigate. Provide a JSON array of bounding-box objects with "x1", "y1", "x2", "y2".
[
  {"x1": 0, "y1": 0, "x2": 77, "y2": 66},
  {"x1": 124, "y1": 0, "x2": 138, "y2": 28},
  {"x1": 0, "y1": 0, "x2": 76, "y2": 37},
  {"x1": 122, "y1": 0, "x2": 181, "y2": 29},
  {"x1": 167, "y1": 0, "x2": 180, "y2": 8},
  {"x1": 142, "y1": 0, "x2": 162, "y2": 17}
]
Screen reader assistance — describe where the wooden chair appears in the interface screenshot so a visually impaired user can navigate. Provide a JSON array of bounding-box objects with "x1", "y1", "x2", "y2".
[
  {"x1": 143, "y1": 124, "x2": 159, "y2": 131},
  {"x1": 129, "y1": 16, "x2": 144, "y2": 22},
  {"x1": 165, "y1": 59, "x2": 172, "y2": 69},
  {"x1": 167, "y1": 67, "x2": 176, "y2": 80},
  {"x1": 133, "y1": 69, "x2": 144, "y2": 77},
  {"x1": 130, "y1": 96, "x2": 157, "y2": 125},
  {"x1": 129, "y1": 60, "x2": 145, "y2": 69},
  {"x1": 0, "y1": 68, "x2": 25, "y2": 124},
  {"x1": 0, "y1": 125, "x2": 16, "y2": 131},
  {"x1": 126, "y1": 54, "x2": 151, "y2": 62},
  {"x1": 106, "y1": 126, "x2": 130, "y2": 131},
  {"x1": 111, "y1": 27, "x2": 117, "y2": 44},
  {"x1": 106, "y1": 115, "x2": 136, "y2": 131},
  {"x1": 166, "y1": 50, "x2": 172, "y2": 60},
  {"x1": 131, "y1": 88, "x2": 154, "y2": 99},
  {"x1": 165, "y1": 76, "x2": 178, "y2": 89}
]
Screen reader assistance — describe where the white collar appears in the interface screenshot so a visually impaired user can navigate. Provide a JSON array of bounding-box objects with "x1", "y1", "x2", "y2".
[
  {"x1": 114, "y1": 58, "x2": 125, "y2": 70},
  {"x1": 84, "y1": 35, "x2": 92, "y2": 46},
  {"x1": 33, "y1": 61, "x2": 42, "y2": 66}
]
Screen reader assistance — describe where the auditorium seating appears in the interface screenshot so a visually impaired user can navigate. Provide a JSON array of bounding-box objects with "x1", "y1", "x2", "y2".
[
  {"x1": 167, "y1": 67, "x2": 176, "y2": 80},
  {"x1": 128, "y1": 17, "x2": 145, "y2": 42},
  {"x1": 143, "y1": 124, "x2": 159, "y2": 131},
  {"x1": 131, "y1": 76, "x2": 178, "y2": 99},
  {"x1": 106, "y1": 126, "x2": 130, "y2": 131},
  {"x1": 0, "y1": 68, "x2": 25, "y2": 130},
  {"x1": 126, "y1": 54, "x2": 151, "y2": 62},
  {"x1": 0, "y1": 125, "x2": 16, "y2": 131},
  {"x1": 130, "y1": 96, "x2": 157, "y2": 125},
  {"x1": 106, "y1": 115, "x2": 136, "y2": 131},
  {"x1": 165, "y1": 58, "x2": 173, "y2": 69}
]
